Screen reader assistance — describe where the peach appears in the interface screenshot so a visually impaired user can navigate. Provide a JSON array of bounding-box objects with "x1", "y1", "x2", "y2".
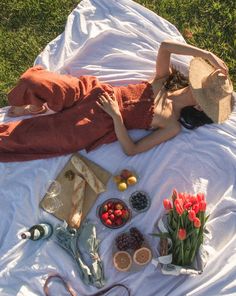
[
  {"x1": 113, "y1": 175, "x2": 122, "y2": 183},
  {"x1": 117, "y1": 182, "x2": 127, "y2": 192},
  {"x1": 127, "y1": 175, "x2": 137, "y2": 185},
  {"x1": 120, "y1": 169, "x2": 132, "y2": 179}
]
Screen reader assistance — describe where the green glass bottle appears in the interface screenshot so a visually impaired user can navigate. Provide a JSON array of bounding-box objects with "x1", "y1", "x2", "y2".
[{"x1": 21, "y1": 223, "x2": 53, "y2": 240}]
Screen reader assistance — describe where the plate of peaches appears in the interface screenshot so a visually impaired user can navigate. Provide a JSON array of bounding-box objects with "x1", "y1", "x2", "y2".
[{"x1": 112, "y1": 168, "x2": 139, "y2": 192}]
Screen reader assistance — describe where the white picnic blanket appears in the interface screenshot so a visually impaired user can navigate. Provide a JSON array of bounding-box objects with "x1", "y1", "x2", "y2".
[{"x1": 0, "y1": 0, "x2": 236, "y2": 295}]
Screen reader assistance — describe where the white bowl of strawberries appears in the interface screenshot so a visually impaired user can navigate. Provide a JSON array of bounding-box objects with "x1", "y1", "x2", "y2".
[{"x1": 98, "y1": 198, "x2": 131, "y2": 229}]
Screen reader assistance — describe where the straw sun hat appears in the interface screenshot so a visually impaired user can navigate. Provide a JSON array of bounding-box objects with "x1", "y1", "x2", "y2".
[{"x1": 189, "y1": 57, "x2": 234, "y2": 123}]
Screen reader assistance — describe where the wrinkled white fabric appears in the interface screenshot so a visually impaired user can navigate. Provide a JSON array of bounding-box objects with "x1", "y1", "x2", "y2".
[{"x1": 1, "y1": 0, "x2": 236, "y2": 295}]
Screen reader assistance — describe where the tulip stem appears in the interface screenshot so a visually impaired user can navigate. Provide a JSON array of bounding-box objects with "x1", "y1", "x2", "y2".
[
  {"x1": 181, "y1": 241, "x2": 184, "y2": 266},
  {"x1": 180, "y1": 216, "x2": 184, "y2": 228}
]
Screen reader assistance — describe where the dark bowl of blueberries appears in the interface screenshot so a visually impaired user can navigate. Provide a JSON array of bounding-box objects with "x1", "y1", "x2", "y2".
[{"x1": 129, "y1": 191, "x2": 151, "y2": 213}]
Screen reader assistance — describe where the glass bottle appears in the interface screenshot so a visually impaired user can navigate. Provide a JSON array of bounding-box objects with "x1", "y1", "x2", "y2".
[{"x1": 20, "y1": 223, "x2": 53, "y2": 241}]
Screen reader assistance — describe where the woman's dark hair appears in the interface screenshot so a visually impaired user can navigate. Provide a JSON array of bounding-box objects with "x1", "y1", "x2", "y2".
[
  {"x1": 164, "y1": 68, "x2": 213, "y2": 129},
  {"x1": 179, "y1": 106, "x2": 213, "y2": 129},
  {"x1": 164, "y1": 68, "x2": 189, "y2": 91}
]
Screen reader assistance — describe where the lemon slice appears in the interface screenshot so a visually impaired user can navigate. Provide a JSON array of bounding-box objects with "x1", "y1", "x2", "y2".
[
  {"x1": 133, "y1": 247, "x2": 152, "y2": 266},
  {"x1": 113, "y1": 251, "x2": 132, "y2": 272}
]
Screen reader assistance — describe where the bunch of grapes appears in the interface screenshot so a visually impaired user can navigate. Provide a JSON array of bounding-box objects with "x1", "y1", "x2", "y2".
[
  {"x1": 129, "y1": 227, "x2": 144, "y2": 250},
  {"x1": 116, "y1": 233, "x2": 131, "y2": 251},
  {"x1": 115, "y1": 227, "x2": 145, "y2": 251}
]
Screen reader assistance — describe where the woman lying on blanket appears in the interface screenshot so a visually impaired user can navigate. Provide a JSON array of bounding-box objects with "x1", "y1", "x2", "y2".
[{"x1": 1, "y1": 40, "x2": 234, "y2": 162}]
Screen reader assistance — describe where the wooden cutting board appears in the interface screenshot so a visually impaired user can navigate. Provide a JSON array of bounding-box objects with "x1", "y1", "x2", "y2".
[{"x1": 40, "y1": 153, "x2": 111, "y2": 224}]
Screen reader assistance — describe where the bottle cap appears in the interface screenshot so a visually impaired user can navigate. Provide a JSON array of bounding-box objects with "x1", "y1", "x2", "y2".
[{"x1": 21, "y1": 231, "x2": 31, "y2": 239}]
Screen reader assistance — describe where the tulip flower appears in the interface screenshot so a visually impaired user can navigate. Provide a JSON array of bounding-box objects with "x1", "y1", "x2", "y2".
[
  {"x1": 154, "y1": 190, "x2": 208, "y2": 267},
  {"x1": 174, "y1": 199, "x2": 184, "y2": 216},
  {"x1": 199, "y1": 200, "x2": 207, "y2": 212},
  {"x1": 183, "y1": 192, "x2": 191, "y2": 201},
  {"x1": 172, "y1": 189, "x2": 178, "y2": 202},
  {"x1": 178, "y1": 192, "x2": 185, "y2": 200},
  {"x1": 178, "y1": 228, "x2": 186, "y2": 240},
  {"x1": 173, "y1": 189, "x2": 178, "y2": 196},
  {"x1": 192, "y1": 203, "x2": 200, "y2": 214},
  {"x1": 197, "y1": 192, "x2": 205, "y2": 202},
  {"x1": 163, "y1": 199, "x2": 173, "y2": 210},
  {"x1": 184, "y1": 201, "x2": 192, "y2": 210},
  {"x1": 193, "y1": 217, "x2": 201, "y2": 228},
  {"x1": 190, "y1": 195, "x2": 198, "y2": 204},
  {"x1": 188, "y1": 210, "x2": 196, "y2": 222}
]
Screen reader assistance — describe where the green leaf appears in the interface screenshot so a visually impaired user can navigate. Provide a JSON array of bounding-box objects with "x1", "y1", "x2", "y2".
[
  {"x1": 186, "y1": 228, "x2": 196, "y2": 238},
  {"x1": 150, "y1": 232, "x2": 170, "y2": 239},
  {"x1": 171, "y1": 218, "x2": 177, "y2": 229},
  {"x1": 205, "y1": 214, "x2": 210, "y2": 223}
]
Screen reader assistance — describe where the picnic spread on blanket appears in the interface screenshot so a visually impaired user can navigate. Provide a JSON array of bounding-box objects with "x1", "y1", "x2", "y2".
[
  {"x1": 19, "y1": 153, "x2": 209, "y2": 295},
  {"x1": 1, "y1": 0, "x2": 236, "y2": 296}
]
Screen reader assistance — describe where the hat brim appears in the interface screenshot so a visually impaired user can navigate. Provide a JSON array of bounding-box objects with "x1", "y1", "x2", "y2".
[{"x1": 189, "y1": 57, "x2": 232, "y2": 123}]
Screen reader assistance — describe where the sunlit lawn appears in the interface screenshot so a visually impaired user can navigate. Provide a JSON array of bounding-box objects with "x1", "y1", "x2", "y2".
[{"x1": 0, "y1": 0, "x2": 235, "y2": 107}]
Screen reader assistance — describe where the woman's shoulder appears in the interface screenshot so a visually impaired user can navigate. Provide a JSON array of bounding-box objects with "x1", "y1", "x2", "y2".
[
  {"x1": 148, "y1": 75, "x2": 169, "y2": 86},
  {"x1": 148, "y1": 75, "x2": 169, "y2": 95}
]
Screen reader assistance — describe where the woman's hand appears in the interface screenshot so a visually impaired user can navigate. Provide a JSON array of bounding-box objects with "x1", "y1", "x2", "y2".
[
  {"x1": 96, "y1": 92, "x2": 121, "y2": 118},
  {"x1": 206, "y1": 51, "x2": 229, "y2": 75}
]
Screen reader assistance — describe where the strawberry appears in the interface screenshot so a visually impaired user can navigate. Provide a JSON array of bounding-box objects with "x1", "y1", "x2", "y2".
[
  {"x1": 103, "y1": 204, "x2": 108, "y2": 212},
  {"x1": 121, "y1": 209, "x2": 129, "y2": 220},
  {"x1": 109, "y1": 214, "x2": 115, "y2": 221},
  {"x1": 115, "y1": 217, "x2": 123, "y2": 226},
  {"x1": 114, "y1": 209, "x2": 122, "y2": 217},
  {"x1": 101, "y1": 212, "x2": 109, "y2": 221},
  {"x1": 108, "y1": 209, "x2": 113, "y2": 215},
  {"x1": 107, "y1": 202, "x2": 114, "y2": 209},
  {"x1": 105, "y1": 219, "x2": 112, "y2": 226}
]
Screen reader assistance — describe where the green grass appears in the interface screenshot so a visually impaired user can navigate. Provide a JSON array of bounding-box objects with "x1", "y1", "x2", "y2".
[
  {"x1": 136, "y1": 0, "x2": 235, "y2": 77},
  {"x1": 0, "y1": 0, "x2": 235, "y2": 107},
  {"x1": 0, "y1": 0, "x2": 79, "y2": 107}
]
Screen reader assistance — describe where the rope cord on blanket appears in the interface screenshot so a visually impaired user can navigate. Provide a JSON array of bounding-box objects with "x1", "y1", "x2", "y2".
[{"x1": 44, "y1": 274, "x2": 131, "y2": 296}]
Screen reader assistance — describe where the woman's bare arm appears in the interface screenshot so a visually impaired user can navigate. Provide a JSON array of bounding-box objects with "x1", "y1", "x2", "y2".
[
  {"x1": 112, "y1": 114, "x2": 181, "y2": 155},
  {"x1": 96, "y1": 92, "x2": 181, "y2": 156},
  {"x1": 155, "y1": 39, "x2": 228, "y2": 79}
]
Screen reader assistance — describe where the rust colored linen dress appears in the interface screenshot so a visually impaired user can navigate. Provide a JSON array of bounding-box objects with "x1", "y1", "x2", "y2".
[{"x1": 0, "y1": 66, "x2": 155, "y2": 162}]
